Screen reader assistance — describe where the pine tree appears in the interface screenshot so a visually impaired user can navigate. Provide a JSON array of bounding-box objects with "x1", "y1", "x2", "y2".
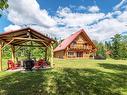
[{"x1": 111, "y1": 34, "x2": 121, "y2": 59}]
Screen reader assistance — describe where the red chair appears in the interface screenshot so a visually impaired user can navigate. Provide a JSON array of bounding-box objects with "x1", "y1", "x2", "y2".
[
  {"x1": 7, "y1": 60, "x2": 21, "y2": 70},
  {"x1": 34, "y1": 59, "x2": 48, "y2": 70}
]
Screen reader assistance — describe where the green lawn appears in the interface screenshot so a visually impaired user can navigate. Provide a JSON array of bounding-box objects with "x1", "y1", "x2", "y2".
[{"x1": 0, "y1": 59, "x2": 127, "y2": 95}]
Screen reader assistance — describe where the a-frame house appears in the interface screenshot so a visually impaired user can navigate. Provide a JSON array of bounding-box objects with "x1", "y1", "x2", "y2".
[{"x1": 54, "y1": 29, "x2": 96, "y2": 59}]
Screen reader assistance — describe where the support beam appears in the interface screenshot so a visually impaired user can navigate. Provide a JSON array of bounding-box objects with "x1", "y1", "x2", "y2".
[
  {"x1": 11, "y1": 45, "x2": 15, "y2": 63},
  {"x1": 2, "y1": 39, "x2": 14, "y2": 49},
  {"x1": 64, "y1": 50, "x2": 67, "y2": 59},
  {"x1": 13, "y1": 44, "x2": 45, "y2": 47},
  {"x1": 0, "y1": 44, "x2": 2, "y2": 71},
  {"x1": 13, "y1": 37, "x2": 48, "y2": 47},
  {"x1": 13, "y1": 37, "x2": 46, "y2": 43},
  {"x1": 45, "y1": 47, "x2": 47, "y2": 60},
  {"x1": 50, "y1": 42, "x2": 54, "y2": 68},
  {"x1": 15, "y1": 46, "x2": 22, "y2": 52}
]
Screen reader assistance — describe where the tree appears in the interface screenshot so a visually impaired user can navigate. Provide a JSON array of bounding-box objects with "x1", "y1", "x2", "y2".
[
  {"x1": 0, "y1": 0, "x2": 8, "y2": 16},
  {"x1": 53, "y1": 37, "x2": 58, "y2": 48},
  {"x1": 111, "y1": 34, "x2": 121, "y2": 59},
  {"x1": 105, "y1": 41, "x2": 112, "y2": 50},
  {"x1": 96, "y1": 42, "x2": 106, "y2": 58},
  {"x1": 119, "y1": 35, "x2": 127, "y2": 59},
  {"x1": 105, "y1": 41, "x2": 112, "y2": 58}
]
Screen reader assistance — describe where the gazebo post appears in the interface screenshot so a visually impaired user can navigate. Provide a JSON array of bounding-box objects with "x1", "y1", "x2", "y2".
[
  {"x1": 50, "y1": 42, "x2": 54, "y2": 67},
  {"x1": 0, "y1": 44, "x2": 2, "y2": 71},
  {"x1": 11, "y1": 45, "x2": 15, "y2": 63},
  {"x1": 45, "y1": 47, "x2": 47, "y2": 60}
]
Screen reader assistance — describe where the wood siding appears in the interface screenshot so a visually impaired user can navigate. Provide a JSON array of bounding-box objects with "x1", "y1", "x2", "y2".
[
  {"x1": 54, "y1": 32, "x2": 96, "y2": 59},
  {"x1": 54, "y1": 50, "x2": 66, "y2": 59}
]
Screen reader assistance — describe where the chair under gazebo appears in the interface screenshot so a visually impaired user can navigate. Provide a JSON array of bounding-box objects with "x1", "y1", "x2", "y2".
[{"x1": 0, "y1": 27, "x2": 55, "y2": 71}]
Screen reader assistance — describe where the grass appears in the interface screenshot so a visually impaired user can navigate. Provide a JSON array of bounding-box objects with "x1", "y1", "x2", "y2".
[{"x1": 0, "y1": 59, "x2": 127, "y2": 95}]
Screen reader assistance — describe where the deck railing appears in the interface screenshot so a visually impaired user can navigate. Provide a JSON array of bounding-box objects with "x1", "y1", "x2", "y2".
[{"x1": 70, "y1": 45, "x2": 91, "y2": 49}]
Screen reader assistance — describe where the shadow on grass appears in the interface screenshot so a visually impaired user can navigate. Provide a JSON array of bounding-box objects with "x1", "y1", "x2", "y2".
[
  {"x1": 1, "y1": 68, "x2": 127, "y2": 95},
  {"x1": 54, "y1": 68, "x2": 127, "y2": 95},
  {"x1": 99, "y1": 63, "x2": 127, "y2": 71},
  {"x1": 0, "y1": 70, "x2": 57, "y2": 95}
]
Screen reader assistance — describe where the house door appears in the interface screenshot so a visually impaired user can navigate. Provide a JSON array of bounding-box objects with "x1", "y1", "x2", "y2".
[{"x1": 77, "y1": 52, "x2": 83, "y2": 57}]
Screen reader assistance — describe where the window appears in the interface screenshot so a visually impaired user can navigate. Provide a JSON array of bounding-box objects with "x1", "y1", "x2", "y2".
[
  {"x1": 72, "y1": 41, "x2": 76, "y2": 45},
  {"x1": 68, "y1": 52, "x2": 74, "y2": 56},
  {"x1": 83, "y1": 43, "x2": 87, "y2": 49},
  {"x1": 70, "y1": 41, "x2": 76, "y2": 48}
]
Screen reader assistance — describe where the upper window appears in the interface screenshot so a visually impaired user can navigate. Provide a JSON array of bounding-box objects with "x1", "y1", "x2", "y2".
[{"x1": 72, "y1": 41, "x2": 76, "y2": 45}]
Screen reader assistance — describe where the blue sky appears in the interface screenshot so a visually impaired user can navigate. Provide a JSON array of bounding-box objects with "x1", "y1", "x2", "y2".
[
  {"x1": 0, "y1": 0, "x2": 127, "y2": 41},
  {"x1": 38, "y1": 0, "x2": 121, "y2": 13}
]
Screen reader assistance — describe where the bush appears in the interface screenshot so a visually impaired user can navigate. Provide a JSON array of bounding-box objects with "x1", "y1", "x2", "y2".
[{"x1": 94, "y1": 54, "x2": 106, "y2": 60}]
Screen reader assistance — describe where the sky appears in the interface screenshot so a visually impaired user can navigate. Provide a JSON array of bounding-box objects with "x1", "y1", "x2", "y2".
[{"x1": 0, "y1": 0, "x2": 127, "y2": 42}]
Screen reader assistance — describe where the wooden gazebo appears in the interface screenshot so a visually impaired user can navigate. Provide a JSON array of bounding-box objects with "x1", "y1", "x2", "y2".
[{"x1": 0, "y1": 27, "x2": 55, "y2": 71}]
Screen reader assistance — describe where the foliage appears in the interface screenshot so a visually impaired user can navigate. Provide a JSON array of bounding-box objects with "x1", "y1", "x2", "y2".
[
  {"x1": 94, "y1": 34, "x2": 127, "y2": 60},
  {"x1": 2, "y1": 45, "x2": 11, "y2": 59},
  {"x1": 53, "y1": 37, "x2": 58, "y2": 49},
  {"x1": 111, "y1": 34, "x2": 121, "y2": 59},
  {"x1": 0, "y1": 0, "x2": 8, "y2": 16},
  {"x1": 110, "y1": 34, "x2": 127, "y2": 59},
  {"x1": 96, "y1": 42, "x2": 106, "y2": 58}
]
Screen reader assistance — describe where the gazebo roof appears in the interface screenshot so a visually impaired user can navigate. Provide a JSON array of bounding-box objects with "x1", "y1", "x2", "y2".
[{"x1": 0, "y1": 27, "x2": 55, "y2": 47}]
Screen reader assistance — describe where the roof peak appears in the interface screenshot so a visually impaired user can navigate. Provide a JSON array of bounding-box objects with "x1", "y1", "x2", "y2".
[{"x1": 54, "y1": 28, "x2": 93, "y2": 52}]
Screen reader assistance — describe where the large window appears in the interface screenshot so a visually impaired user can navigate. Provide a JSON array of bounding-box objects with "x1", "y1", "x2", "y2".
[
  {"x1": 68, "y1": 52, "x2": 74, "y2": 56},
  {"x1": 68, "y1": 52, "x2": 75, "y2": 58}
]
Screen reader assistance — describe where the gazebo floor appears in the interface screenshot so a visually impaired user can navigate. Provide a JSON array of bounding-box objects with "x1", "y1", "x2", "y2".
[{"x1": 6, "y1": 66, "x2": 52, "y2": 72}]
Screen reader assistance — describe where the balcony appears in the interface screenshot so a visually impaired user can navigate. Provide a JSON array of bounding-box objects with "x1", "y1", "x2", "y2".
[{"x1": 70, "y1": 45, "x2": 92, "y2": 50}]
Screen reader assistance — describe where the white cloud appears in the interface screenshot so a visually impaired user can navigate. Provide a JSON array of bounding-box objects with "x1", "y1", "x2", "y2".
[
  {"x1": 8, "y1": 0, "x2": 56, "y2": 28},
  {"x1": 56, "y1": 7, "x2": 105, "y2": 27},
  {"x1": 88, "y1": 6, "x2": 100, "y2": 13},
  {"x1": 117, "y1": 11, "x2": 127, "y2": 23},
  {"x1": 4, "y1": 24, "x2": 21, "y2": 31},
  {"x1": 78, "y1": 6, "x2": 86, "y2": 10},
  {"x1": 87, "y1": 18, "x2": 127, "y2": 41},
  {"x1": 113, "y1": 0, "x2": 126, "y2": 10},
  {"x1": 69, "y1": 5, "x2": 86, "y2": 11},
  {"x1": 4, "y1": 0, "x2": 127, "y2": 42}
]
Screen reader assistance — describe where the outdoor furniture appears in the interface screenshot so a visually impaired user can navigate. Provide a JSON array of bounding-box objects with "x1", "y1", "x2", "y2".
[
  {"x1": 7, "y1": 60, "x2": 21, "y2": 70},
  {"x1": 34, "y1": 59, "x2": 48, "y2": 70},
  {"x1": 23, "y1": 59, "x2": 34, "y2": 71}
]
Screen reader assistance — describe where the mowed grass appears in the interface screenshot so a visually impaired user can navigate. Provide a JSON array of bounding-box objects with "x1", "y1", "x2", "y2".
[{"x1": 0, "y1": 59, "x2": 127, "y2": 95}]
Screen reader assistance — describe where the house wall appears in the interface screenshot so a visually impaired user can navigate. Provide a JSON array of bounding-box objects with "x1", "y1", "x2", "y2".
[
  {"x1": 69, "y1": 35, "x2": 93, "y2": 50},
  {"x1": 54, "y1": 50, "x2": 66, "y2": 59},
  {"x1": 54, "y1": 32, "x2": 96, "y2": 59},
  {"x1": 66, "y1": 51, "x2": 93, "y2": 59}
]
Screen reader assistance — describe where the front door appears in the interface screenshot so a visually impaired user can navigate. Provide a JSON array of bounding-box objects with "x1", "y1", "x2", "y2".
[{"x1": 77, "y1": 52, "x2": 83, "y2": 57}]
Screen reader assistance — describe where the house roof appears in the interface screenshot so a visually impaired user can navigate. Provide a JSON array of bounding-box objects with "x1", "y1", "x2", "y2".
[{"x1": 54, "y1": 29, "x2": 96, "y2": 52}]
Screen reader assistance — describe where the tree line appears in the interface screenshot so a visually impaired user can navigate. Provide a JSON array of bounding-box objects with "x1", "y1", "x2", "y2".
[{"x1": 96, "y1": 34, "x2": 127, "y2": 60}]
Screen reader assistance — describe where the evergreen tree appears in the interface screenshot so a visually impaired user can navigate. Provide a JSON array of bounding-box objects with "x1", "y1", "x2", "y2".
[
  {"x1": 111, "y1": 34, "x2": 121, "y2": 59},
  {"x1": 96, "y1": 42, "x2": 106, "y2": 58}
]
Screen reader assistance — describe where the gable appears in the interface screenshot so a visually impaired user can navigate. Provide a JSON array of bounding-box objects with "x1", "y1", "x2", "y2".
[
  {"x1": 54, "y1": 29, "x2": 96, "y2": 52},
  {"x1": 75, "y1": 35, "x2": 87, "y2": 44}
]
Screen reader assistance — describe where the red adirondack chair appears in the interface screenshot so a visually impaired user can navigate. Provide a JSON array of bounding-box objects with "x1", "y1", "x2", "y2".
[
  {"x1": 7, "y1": 60, "x2": 20, "y2": 70},
  {"x1": 34, "y1": 59, "x2": 48, "y2": 70}
]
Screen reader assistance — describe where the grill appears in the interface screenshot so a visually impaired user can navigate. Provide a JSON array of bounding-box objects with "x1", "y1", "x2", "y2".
[{"x1": 23, "y1": 59, "x2": 34, "y2": 71}]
